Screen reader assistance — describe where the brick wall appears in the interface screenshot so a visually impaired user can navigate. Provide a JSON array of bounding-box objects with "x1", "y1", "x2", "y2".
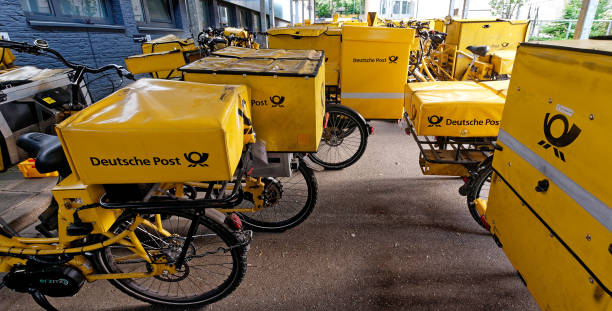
[{"x1": 0, "y1": 0, "x2": 190, "y2": 101}]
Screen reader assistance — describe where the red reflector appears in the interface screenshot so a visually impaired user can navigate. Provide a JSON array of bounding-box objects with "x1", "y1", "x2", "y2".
[
  {"x1": 462, "y1": 176, "x2": 469, "y2": 183},
  {"x1": 230, "y1": 214, "x2": 243, "y2": 230},
  {"x1": 404, "y1": 128, "x2": 410, "y2": 135},
  {"x1": 480, "y1": 215, "x2": 491, "y2": 231},
  {"x1": 324, "y1": 112, "x2": 330, "y2": 128},
  {"x1": 369, "y1": 126, "x2": 374, "y2": 135}
]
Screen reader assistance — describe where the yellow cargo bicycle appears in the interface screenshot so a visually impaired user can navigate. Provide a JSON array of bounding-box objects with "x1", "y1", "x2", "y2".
[{"x1": 0, "y1": 39, "x2": 270, "y2": 310}]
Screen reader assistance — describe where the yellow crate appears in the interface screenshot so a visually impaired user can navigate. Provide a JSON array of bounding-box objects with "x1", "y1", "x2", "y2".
[
  {"x1": 340, "y1": 25, "x2": 415, "y2": 119},
  {"x1": 411, "y1": 87, "x2": 504, "y2": 137},
  {"x1": 180, "y1": 55, "x2": 325, "y2": 152},
  {"x1": 124, "y1": 50, "x2": 187, "y2": 76},
  {"x1": 57, "y1": 79, "x2": 252, "y2": 184},
  {"x1": 268, "y1": 26, "x2": 341, "y2": 86},
  {"x1": 445, "y1": 19, "x2": 529, "y2": 52},
  {"x1": 17, "y1": 158, "x2": 58, "y2": 178},
  {"x1": 487, "y1": 40, "x2": 612, "y2": 310}
]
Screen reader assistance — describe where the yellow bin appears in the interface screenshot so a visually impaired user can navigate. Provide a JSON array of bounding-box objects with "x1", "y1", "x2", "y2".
[
  {"x1": 56, "y1": 79, "x2": 252, "y2": 184},
  {"x1": 267, "y1": 26, "x2": 342, "y2": 86},
  {"x1": 340, "y1": 25, "x2": 415, "y2": 119},
  {"x1": 486, "y1": 40, "x2": 612, "y2": 311},
  {"x1": 180, "y1": 55, "x2": 325, "y2": 152},
  {"x1": 140, "y1": 35, "x2": 200, "y2": 78}
]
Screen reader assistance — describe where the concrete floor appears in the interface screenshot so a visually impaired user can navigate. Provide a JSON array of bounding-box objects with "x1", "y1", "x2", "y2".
[{"x1": 0, "y1": 120, "x2": 539, "y2": 310}]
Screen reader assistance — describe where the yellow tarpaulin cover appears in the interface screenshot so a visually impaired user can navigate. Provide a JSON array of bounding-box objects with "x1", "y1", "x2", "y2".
[
  {"x1": 404, "y1": 81, "x2": 485, "y2": 120},
  {"x1": 57, "y1": 79, "x2": 252, "y2": 184},
  {"x1": 213, "y1": 46, "x2": 323, "y2": 60},
  {"x1": 412, "y1": 87, "x2": 505, "y2": 137},
  {"x1": 180, "y1": 57, "x2": 321, "y2": 76}
]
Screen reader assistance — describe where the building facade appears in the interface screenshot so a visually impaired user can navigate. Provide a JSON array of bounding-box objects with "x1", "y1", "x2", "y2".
[{"x1": 0, "y1": 0, "x2": 288, "y2": 100}]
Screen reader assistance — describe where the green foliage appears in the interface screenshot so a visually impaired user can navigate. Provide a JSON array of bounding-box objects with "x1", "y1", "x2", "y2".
[
  {"x1": 316, "y1": 0, "x2": 362, "y2": 18},
  {"x1": 538, "y1": 0, "x2": 611, "y2": 40},
  {"x1": 489, "y1": 0, "x2": 526, "y2": 19}
]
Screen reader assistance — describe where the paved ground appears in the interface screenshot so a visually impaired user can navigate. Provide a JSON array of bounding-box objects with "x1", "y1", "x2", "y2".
[{"x1": 0, "y1": 120, "x2": 539, "y2": 311}]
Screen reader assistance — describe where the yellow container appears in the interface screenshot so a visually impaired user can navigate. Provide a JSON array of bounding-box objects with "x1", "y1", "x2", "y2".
[
  {"x1": 445, "y1": 19, "x2": 529, "y2": 52},
  {"x1": 56, "y1": 79, "x2": 252, "y2": 184},
  {"x1": 140, "y1": 35, "x2": 200, "y2": 78},
  {"x1": 124, "y1": 50, "x2": 187, "y2": 76},
  {"x1": 486, "y1": 40, "x2": 612, "y2": 310},
  {"x1": 212, "y1": 46, "x2": 322, "y2": 60},
  {"x1": 340, "y1": 25, "x2": 416, "y2": 119},
  {"x1": 410, "y1": 87, "x2": 504, "y2": 137},
  {"x1": 404, "y1": 81, "x2": 485, "y2": 120},
  {"x1": 479, "y1": 79, "x2": 509, "y2": 97},
  {"x1": 180, "y1": 56, "x2": 325, "y2": 152},
  {"x1": 267, "y1": 26, "x2": 341, "y2": 86},
  {"x1": 0, "y1": 45, "x2": 16, "y2": 69},
  {"x1": 487, "y1": 50, "x2": 517, "y2": 75},
  {"x1": 17, "y1": 158, "x2": 59, "y2": 178}
]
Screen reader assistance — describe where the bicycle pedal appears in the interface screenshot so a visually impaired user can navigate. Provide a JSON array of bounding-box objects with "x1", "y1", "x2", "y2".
[{"x1": 66, "y1": 223, "x2": 93, "y2": 236}]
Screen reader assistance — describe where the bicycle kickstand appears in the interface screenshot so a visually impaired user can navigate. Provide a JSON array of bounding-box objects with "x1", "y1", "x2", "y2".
[{"x1": 29, "y1": 289, "x2": 59, "y2": 311}]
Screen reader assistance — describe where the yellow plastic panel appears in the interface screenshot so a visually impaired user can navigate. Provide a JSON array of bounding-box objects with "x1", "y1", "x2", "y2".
[
  {"x1": 340, "y1": 26, "x2": 415, "y2": 119},
  {"x1": 181, "y1": 56, "x2": 325, "y2": 152},
  {"x1": 124, "y1": 50, "x2": 186, "y2": 75},
  {"x1": 488, "y1": 40, "x2": 612, "y2": 310},
  {"x1": 487, "y1": 178, "x2": 611, "y2": 311},
  {"x1": 57, "y1": 79, "x2": 251, "y2": 184},
  {"x1": 412, "y1": 88, "x2": 504, "y2": 137}
]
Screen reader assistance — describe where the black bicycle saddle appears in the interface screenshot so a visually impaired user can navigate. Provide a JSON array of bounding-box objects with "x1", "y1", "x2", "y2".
[
  {"x1": 466, "y1": 45, "x2": 490, "y2": 57},
  {"x1": 17, "y1": 132, "x2": 70, "y2": 175}
]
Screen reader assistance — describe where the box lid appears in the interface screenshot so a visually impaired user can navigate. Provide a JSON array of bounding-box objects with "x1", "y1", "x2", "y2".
[
  {"x1": 57, "y1": 79, "x2": 248, "y2": 131},
  {"x1": 267, "y1": 26, "x2": 327, "y2": 37},
  {"x1": 180, "y1": 56, "x2": 322, "y2": 77},
  {"x1": 341, "y1": 25, "x2": 415, "y2": 43},
  {"x1": 212, "y1": 46, "x2": 323, "y2": 60}
]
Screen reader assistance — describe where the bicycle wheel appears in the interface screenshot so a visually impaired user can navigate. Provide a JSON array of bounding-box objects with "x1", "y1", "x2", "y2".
[
  {"x1": 466, "y1": 164, "x2": 493, "y2": 230},
  {"x1": 238, "y1": 160, "x2": 317, "y2": 232},
  {"x1": 308, "y1": 105, "x2": 368, "y2": 170},
  {"x1": 94, "y1": 211, "x2": 248, "y2": 307}
]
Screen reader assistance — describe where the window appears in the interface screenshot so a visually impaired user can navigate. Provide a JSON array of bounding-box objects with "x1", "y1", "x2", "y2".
[
  {"x1": 392, "y1": 1, "x2": 400, "y2": 14},
  {"x1": 252, "y1": 13, "x2": 260, "y2": 32},
  {"x1": 200, "y1": 0, "x2": 210, "y2": 27},
  {"x1": 20, "y1": 0, "x2": 112, "y2": 23},
  {"x1": 401, "y1": 1, "x2": 407, "y2": 14},
  {"x1": 218, "y1": 4, "x2": 230, "y2": 27},
  {"x1": 380, "y1": 2, "x2": 386, "y2": 15},
  {"x1": 132, "y1": 0, "x2": 178, "y2": 27},
  {"x1": 238, "y1": 9, "x2": 249, "y2": 29}
]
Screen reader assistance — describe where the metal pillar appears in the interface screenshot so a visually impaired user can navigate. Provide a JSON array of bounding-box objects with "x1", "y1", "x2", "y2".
[
  {"x1": 461, "y1": 0, "x2": 469, "y2": 19},
  {"x1": 185, "y1": 0, "x2": 203, "y2": 44},
  {"x1": 448, "y1": 0, "x2": 455, "y2": 17},
  {"x1": 290, "y1": 0, "x2": 294, "y2": 25},
  {"x1": 310, "y1": 0, "x2": 314, "y2": 22},
  {"x1": 270, "y1": 0, "x2": 275, "y2": 27},
  {"x1": 574, "y1": 0, "x2": 599, "y2": 39},
  {"x1": 302, "y1": 0, "x2": 305, "y2": 24},
  {"x1": 259, "y1": 0, "x2": 267, "y2": 32}
]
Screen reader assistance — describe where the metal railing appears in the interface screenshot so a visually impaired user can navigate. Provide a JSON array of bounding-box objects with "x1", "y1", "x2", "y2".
[{"x1": 529, "y1": 19, "x2": 612, "y2": 40}]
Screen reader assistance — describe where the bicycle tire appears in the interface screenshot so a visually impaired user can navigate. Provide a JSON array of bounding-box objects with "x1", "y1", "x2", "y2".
[
  {"x1": 238, "y1": 160, "x2": 317, "y2": 232},
  {"x1": 466, "y1": 163, "x2": 493, "y2": 230},
  {"x1": 308, "y1": 105, "x2": 368, "y2": 170},
  {"x1": 94, "y1": 211, "x2": 247, "y2": 307}
]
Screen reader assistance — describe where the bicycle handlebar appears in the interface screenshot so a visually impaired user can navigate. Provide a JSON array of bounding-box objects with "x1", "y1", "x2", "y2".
[{"x1": 0, "y1": 39, "x2": 134, "y2": 80}]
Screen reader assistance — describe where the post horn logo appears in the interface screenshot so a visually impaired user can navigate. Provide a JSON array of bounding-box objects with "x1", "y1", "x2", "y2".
[
  {"x1": 388, "y1": 55, "x2": 399, "y2": 63},
  {"x1": 269, "y1": 95, "x2": 285, "y2": 107},
  {"x1": 427, "y1": 115, "x2": 443, "y2": 127},
  {"x1": 184, "y1": 152, "x2": 209, "y2": 167},
  {"x1": 537, "y1": 113, "x2": 581, "y2": 162}
]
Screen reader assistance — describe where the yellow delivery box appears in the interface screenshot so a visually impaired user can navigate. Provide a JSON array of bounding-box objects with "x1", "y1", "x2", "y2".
[
  {"x1": 404, "y1": 81, "x2": 486, "y2": 120},
  {"x1": 140, "y1": 35, "x2": 200, "y2": 78},
  {"x1": 124, "y1": 49, "x2": 187, "y2": 76},
  {"x1": 410, "y1": 87, "x2": 504, "y2": 137},
  {"x1": 340, "y1": 25, "x2": 415, "y2": 119},
  {"x1": 213, "y1": 46, "x2": 322, "y2": 60},
  {"x1": 180, "y1": 55, "x2": 325, "y2": 152},
  {"x1": 486, "y1": 40, "x2": 612, "y2": 310},
  {"x1": 445, "y1": 19, "x2": 529, "y2": 51},
  {"x1": 56, "y1": 79, "x2": 252, "y2": 184},
  {"x1": 267, "y1": 26, "x2": 341, "y2": 86}
]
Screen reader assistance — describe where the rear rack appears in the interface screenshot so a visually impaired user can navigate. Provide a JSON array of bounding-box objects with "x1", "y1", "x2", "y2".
[{"x1": 404, "y1": 112, "x2": 494, "y2": 168}]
